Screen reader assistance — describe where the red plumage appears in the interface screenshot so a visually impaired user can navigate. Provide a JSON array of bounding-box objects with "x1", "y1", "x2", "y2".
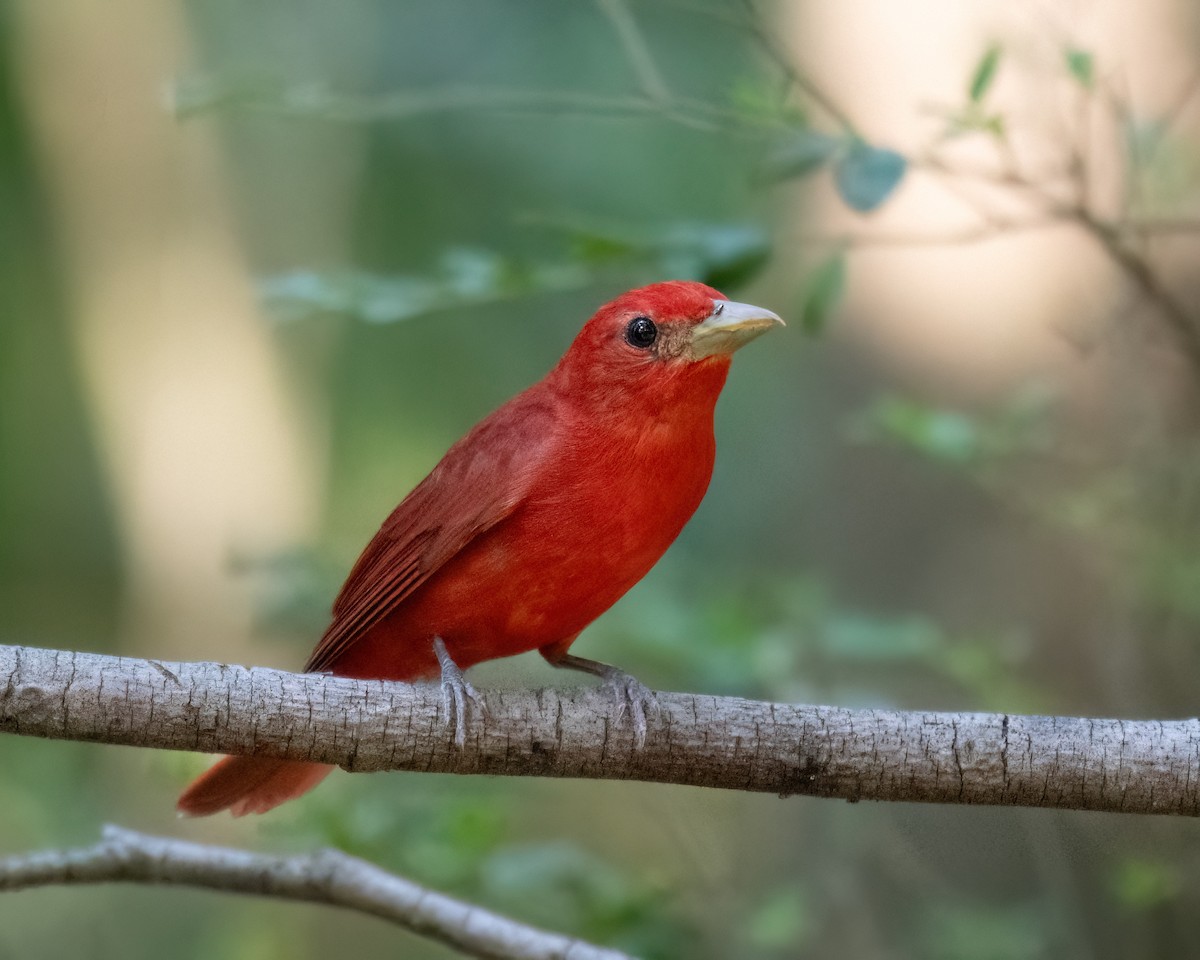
[{"x1": 178, "y1": 281, "x2": 781, "y2": 816}]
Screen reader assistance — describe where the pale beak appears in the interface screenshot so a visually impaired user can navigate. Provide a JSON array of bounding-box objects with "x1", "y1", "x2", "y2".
[{"x1": 690, "y1": 299, "x2": 786, "y2": 359}]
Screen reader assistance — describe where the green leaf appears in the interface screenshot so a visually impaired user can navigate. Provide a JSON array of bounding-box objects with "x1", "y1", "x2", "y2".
[
  {"x1": 569, "y1": 231, "x2": 638, "y2": 264},
  {"x1": 554, "y1": 217, "x2": 771, "y2": 290},
  {"x1": 858, "y1": 396, "x2": 981, "y2": 464},
  {"x1": 969, "y1": 44, "x2": 1003, "y2": 102},
  {"x1": 259, "y1": 250, "x2": 590, "y2": 325},
  {"x1": 801, "y1": 252, "x2": 846, "y2": 336},
  {"x1": 833, "y1": 141, "x2": 907, "y2": 212},
  {"x1": 824, "y1": 615, "x2": 943, "y2": 661},
  {"x1": 1065, "y1": 47, "x2": 1094, "y2": 88},
  {"x1": 729, "y1": 75, "x2": 807, "y2": 126},
  {"x1": 922, "y1": 903, "x2": 1046, "y2": 960},
  {"x1": 746, "y1": 885, "x2": 813, "y2": 950},
  {"x1": 767, "y1": 129, "x2": 842, "y2": 181},
  {"x1": 1109, "y1": 858, "x2": 1180, "y2": 910}
]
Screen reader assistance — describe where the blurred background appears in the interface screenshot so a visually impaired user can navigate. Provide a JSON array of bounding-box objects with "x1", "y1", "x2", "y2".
[{"x1": 3, "y1": 0, "x2": 1200, "y2": 956}]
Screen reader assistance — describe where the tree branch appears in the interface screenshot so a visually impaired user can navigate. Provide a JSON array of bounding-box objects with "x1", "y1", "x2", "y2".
[
  {"x1": 2, "y1": 643, "x2": 1199, "y2": 816},
  {"x1": 0, "y1": 824, "x2": 630, "y2": 960}
]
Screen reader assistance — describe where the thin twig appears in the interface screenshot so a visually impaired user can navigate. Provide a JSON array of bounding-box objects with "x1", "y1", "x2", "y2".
[
  {"x1": 736, "y1": 0, "x2": 861, "y2": 135},
  {"x1": 1122, "y1": 218, "x2": 1200, "y2": 236},
  {"x1": 912, "y1": 152, "x2": 1200, "y2": 375},
  {"x1": 0, "y1": 825, "x2": 630, "y2": 960},
  {"x1": 1156, "y1": 69, "x2": 1200, "y2": 141},
  {"x1": 178, "y1": 82, "x2": 750, "y2": 134},
  {"x1": 790, "y1": 215, "x2": 1063, "y2": 249},
  {"x1": 595, "y1": 0, "x2": 673, "y2": 104},
  {"x1": 1069, "y1": 208, "x2": 1200, "y2": 374}
]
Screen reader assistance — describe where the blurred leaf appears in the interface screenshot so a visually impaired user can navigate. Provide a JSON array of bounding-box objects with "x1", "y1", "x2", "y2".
[
  {"x1": 801, "y1": 251, "x2": 846, "y2": 336},
  {"x1": 230, "y1": 547, "x2": 341, "y2": 638},
  {"x1": 921, "y1": 902, "x2": 1047, "y2": 960},
  {"x1": 169, "y1": 72, "x2": 286, "y2": 118},
  {"x1": 481, "y1": 843, "x2": 691, "y2": 957},
  {"x1": 1109, "y1": 857, "x2": 1180, "y2": 910},
  {"x1": 939, "y1": 633, "x2": 1040, "y2": 710},
  {"x1": 823, "y1": 614, "x2": 943, "y2": 661},
  {"x1": 570, "y1": 231, "x2": 639, "y2": 265},
  {"x1": 673, "y1": 222, "x2": 772, "y2": 289},
  {"x1": 767, "y1": 129, "x2": 842, "y2": 181},
  {"x1": 1136, "y1": 540, "x2": 1200, "y2": 623},
  {"x1": 265, "y1": 221, "x2": 773, "y2": 326},
  {"x1": 855, "y1": 396, "x2": 981, "y2": 465},
  {"x1": 1124, "y1": 117, "x2": 1166, "y2": 169},
  {"x1": 969, "y1": 44, "x2": 1003, "y2": 102},
  {"x1": 729, "y1": 76, "x2": 807, "y2": 126},
  {"x1": 260, "y1": 250, "x2": 589, "y2": 325},
  {"x1": 745, "y1": 884, "x2": 813, "y2": 951},
  {"x1": 938, "y1": 102, "x2": 1008, "y2": 140},
  {"x1": 534, "y1": 217, "x2": 772, "y2": 291},
  {"x1": 833, "y1": 141, "x2": 908, "y2": 212},
  {"x1": 271, "y1": 776, "x2": 514, "y2": 885},
  {"x1": 1053, "y1": 471, "x2": 1136, "y2": 533},
  {"x1": 1064, "y1": 47, "x2": 1095, "y2": 89}
]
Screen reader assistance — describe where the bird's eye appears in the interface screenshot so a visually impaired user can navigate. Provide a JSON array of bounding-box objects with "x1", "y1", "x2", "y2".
[{"x1": 625, "y1": 316, "x2": 658, "y2": 349}]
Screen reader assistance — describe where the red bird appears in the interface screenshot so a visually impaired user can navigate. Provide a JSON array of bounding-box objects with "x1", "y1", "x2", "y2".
[{"x1": 178, "y1": 281, "x2": 783, "y2": 816}]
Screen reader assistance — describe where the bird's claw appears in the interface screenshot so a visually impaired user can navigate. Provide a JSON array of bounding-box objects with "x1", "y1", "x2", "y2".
[
  {"x1": 433, "y1": 637, "x2": 482, "y2": 747},
  {"x1": 543, "y1": 652, "x2": 660, "y2": 748},
  {"x1": 600, "y1": 670, "x2": 659, "y2": 749}
]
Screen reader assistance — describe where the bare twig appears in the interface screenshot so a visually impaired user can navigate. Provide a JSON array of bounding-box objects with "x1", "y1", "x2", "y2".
[
  {"x1": 885, "y1": 155, "x2": 1200, "y2": 375},
  {"x1": 1069, "y1": 209, "x2": 1200, "y2": 373},
  {"x1": 0, "y1": 825, "x2": 629, "y2": 960},
  {"x1": 2, "y1": 644, "x2": 1200, "y2": 816},
  {"x1": 1122, "y1": 218, "x2": 1200, "y2": 236},
  {"x1": 595, "y1": 0, "x2": 673, "y2": 105},
  {"x1": 789, "y1": 214, "x2": 1063, "y2": 249},
  {"x1": 737, "y1": 0, "x2": 860, "y2": 135},
  {"x1": 175, "y1": 82, "x2": 749, "y2": 134},
  {"x1": 1151, "y1": 68, "x2": 1200, "y2": 143}
]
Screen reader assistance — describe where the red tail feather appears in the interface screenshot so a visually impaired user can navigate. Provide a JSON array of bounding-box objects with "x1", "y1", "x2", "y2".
[{"x1": 177, "y1": 756, "x2": 333, "y2": 817}]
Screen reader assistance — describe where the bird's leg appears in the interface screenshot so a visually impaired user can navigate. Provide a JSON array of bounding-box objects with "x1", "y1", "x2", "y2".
[
  {"x1": 433, "y1": 637, "x2": 481, "y2": 747},
  {"x1": 541, "y1": 651, "x2": 658, "y2": 748}
]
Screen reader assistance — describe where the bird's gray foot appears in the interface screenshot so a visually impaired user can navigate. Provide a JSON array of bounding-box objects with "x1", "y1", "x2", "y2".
[
  {"x1": 433, "y1": 637, "x2": 481, "y2": 747},
  {"x1": 542, "y1": 651, "x2": 659, "y2": 748}
]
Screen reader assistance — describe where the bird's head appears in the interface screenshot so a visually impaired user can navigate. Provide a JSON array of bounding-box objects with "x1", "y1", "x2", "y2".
[{"x1": 556, "y1": 281, "x2": 784, "y2": 405}]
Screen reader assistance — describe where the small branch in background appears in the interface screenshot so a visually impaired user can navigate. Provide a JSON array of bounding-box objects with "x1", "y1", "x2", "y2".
[
  {"x1": 595, "y1": 0, "x2": 674, "y2": 106},
  {"x1": 0, "y1": 825, "x2": 630, "y2": 960},
  {"x1": 788, "y1": 214, "x2": 1063, "y2": 250},
  {"x1": 1123, "y1": 218, "x2": 1200, "y2": 236},
  {"x1": 1154, "y1": 68, "x2": 1200, "y2": 142},
  {"x1": 1069, "y1": 209, "x2": 1200, "y2": 374},
  {"x1": 737, "y1": 0, "x2": 861, "y2": 136},
  {"x1": 172, "y1": 81, "x2": 748, "y2": 134},
  {"x1": 876, "y1": 153, "x2": 1200, "y2": 377},
  {"x1": 2, "y1": 644, "x2": 1200, "y2": 816}
]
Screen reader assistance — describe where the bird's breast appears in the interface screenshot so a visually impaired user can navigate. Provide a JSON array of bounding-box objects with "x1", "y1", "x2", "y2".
[{"x1": 405, "y1": 408, "x2": 717, "y2": 662}]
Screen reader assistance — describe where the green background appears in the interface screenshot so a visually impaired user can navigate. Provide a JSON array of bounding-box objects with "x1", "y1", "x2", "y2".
[{"x1": 3, "y1": 1, "x2": 1200, "y2": 957}]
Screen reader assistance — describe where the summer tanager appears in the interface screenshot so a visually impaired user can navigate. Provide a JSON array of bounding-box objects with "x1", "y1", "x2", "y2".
[{"x1": 177, "y1": 280, "x2": 782, "y2": 816}]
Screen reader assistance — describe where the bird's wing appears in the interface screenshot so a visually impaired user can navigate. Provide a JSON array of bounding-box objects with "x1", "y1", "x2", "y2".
[{"x1": 304, "y1": 394, "x2": 557, "y2": 674}]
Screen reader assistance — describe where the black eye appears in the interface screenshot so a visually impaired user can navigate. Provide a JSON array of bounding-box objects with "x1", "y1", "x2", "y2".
[{"x1": 625, "y1": 316, "x2": 658, "y2": 349}]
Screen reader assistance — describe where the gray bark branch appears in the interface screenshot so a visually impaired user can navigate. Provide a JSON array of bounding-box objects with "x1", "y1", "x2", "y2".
[
  {"x1": 0, "y1": 825, "x2": 629, "y2": 960},
  {"x1": 2, "y1": 644, "x2": 1199, "y2": 816}
]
